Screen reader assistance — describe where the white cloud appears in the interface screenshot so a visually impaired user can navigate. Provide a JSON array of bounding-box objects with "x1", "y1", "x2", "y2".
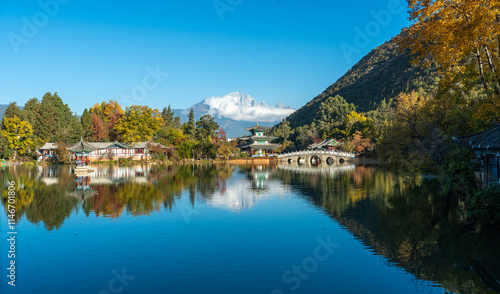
[{"x1": 203, "y1": 92, "x2": 295, "y2": 122}]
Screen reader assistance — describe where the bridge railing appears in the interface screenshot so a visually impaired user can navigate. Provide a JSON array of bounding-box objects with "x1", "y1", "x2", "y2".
[{"x1": 277, "y1": 149, "x2": 356, "y2": 159}]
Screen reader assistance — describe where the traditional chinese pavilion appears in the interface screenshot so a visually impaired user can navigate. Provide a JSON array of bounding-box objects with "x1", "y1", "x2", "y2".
[
  {"x1": 240, "y1": 123, "x2": 280, "y2": 157},
  {"x1": 68, "y1": 140, "x2": 100, "y2": 167}
]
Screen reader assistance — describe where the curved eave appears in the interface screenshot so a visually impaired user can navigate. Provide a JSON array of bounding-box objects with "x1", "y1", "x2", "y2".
[
  {"x1": 455, "y1": 125, "x2": 500, "y2": 150},
  {"x1": 245, "y1": 126, "x2": 270, "y2": 132},
  {"x1": 241, "y1": 143, "x2": 281, "y2": 149},
  {"x1": 250, "y1": 136, "x2": 277, "y2": 141},
  {"x1": 68, "y1": 148, "x2": 96, "y2": 153}
]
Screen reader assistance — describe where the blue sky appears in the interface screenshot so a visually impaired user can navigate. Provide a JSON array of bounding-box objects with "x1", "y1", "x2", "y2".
[{"x1": 0, "y1": 0, "x2": 410, "y2": 115}]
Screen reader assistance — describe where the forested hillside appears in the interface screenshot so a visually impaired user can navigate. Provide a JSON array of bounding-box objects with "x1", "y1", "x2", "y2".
[{"x1": 287, "y1": 38, "x2": 440, "y2": 129}]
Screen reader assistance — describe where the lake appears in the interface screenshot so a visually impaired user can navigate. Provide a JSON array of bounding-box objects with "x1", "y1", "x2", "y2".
[{"x1": 1, "y1": 164, "x2": 499, "y2": 294}]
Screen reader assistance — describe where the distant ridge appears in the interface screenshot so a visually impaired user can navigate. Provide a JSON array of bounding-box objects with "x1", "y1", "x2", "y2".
[
  {"x1": 0, "y1": 104, "x2": 11, "y2": 121},
  {"x1": 286, "y1": 38, "x2": 440, "y2": 128}
]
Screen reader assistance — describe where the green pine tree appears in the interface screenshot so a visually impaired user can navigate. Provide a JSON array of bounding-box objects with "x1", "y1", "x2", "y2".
[
  {"x1": 186, "y1": 108, "x2": 196, "y2": 138},
  {"x1": 81, "y1": 108, "x2": 92, "y2": 140}
]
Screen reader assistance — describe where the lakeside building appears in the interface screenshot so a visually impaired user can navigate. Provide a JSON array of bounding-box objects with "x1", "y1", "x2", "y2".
[
  {"x1": 455, "y1": 125, "x2": 500, "y2": 187},
  {"x1": 34, "y1": 140, "x2": 170, "y2": 166},
  {"x1": 239, "y1": 123, "x2": 280, "y2": 157},
  {"x1": 37, "y1": 143, "x2": 59, "y2": 162}
]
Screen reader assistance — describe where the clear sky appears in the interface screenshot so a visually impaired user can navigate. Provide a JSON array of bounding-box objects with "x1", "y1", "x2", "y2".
[{"x1": 0, "y1": 0, "x2": 410, "y2": 115}]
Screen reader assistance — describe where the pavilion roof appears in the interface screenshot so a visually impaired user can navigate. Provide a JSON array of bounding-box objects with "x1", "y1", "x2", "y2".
[
  {"x1": 68, "y1": 141, "x2": 98, "y2": 152},
  {"x1": 68, "y1": 141, "x2": 131, "y2": 152},
  {"x1": 244, "y1": 123, "x2": 270, "y2": 132},
  {"x1": 455, "y1": 124, "x2": 500, "y2": 151},
  {"x1": 240, "y1": 143, "x2": 281, "y2": 150},
  {"x1": 39, "y1": 143, "x2": 58, "y2": 150},
  {"x1": 308, "y1": 139, "x2": 342, "y2": 149},
  {"x1": 131, "y1": 142, "x2": 149, "y2": 149},
  {"x1": 250, "y1": 136, "x2": 277, "y2": 141}
]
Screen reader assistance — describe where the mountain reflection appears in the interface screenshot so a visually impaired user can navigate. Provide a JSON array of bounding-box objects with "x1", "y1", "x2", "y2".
[
  {"x1": 206, "y1": 165, "x2": 286, "y2": 211},
  {"x1": 274, "y1": 164, "x2": 500, "y2": 294},
  {"x1": 1, "y1": 164, "x2": 499, "y2": 293}
]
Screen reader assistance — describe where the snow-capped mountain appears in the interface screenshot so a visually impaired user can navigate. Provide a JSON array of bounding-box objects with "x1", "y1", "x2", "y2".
[{"x1": 175, "y1": 92, "x2": 295, "y2": 137}]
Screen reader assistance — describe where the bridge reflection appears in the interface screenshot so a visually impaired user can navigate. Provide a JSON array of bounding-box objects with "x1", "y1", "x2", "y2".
[{"x1": 278, "y1": 162, "x2": 356, "y2": 176}]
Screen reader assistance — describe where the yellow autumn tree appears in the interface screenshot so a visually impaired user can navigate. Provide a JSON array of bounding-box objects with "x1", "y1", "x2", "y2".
[
  {"x1": 114, "y1": 105, "x2": 164, "y2": 143},
  {"x1": 1, "y1": 116, "x2": 34, "y2": 157},
  {"x1": 377, "y1": 92, "x2": 443, "y2": 171},
  {"x1": 338, "y1": 111, "x2": 375, "y2": 154},
  {"x1": 393, "y1": 91, "x2": 429, "y2": 139},
  {"x1": 399, "y1": 0, "x2": 500, "y2": 95},
  {"x1": 341, "y1": 111, "x2": 374, "y2": 139}
]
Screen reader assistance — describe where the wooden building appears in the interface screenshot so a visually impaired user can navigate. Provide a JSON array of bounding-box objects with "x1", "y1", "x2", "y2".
[
  {"x1": 67, "y1": 139, "x2": 168, "y2": 164},
  {"x1": 37, "y1": 143, "x2": 59, "y2": 162},
  {"x1": 239, "y1": 123, "x2": 280, "y2": 157},
  {"x1": 455, "y1": 125, "x2": 500, "y2": 187}
]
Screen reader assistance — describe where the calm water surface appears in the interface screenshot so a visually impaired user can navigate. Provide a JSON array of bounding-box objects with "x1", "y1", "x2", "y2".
[{"x1": 1, "y1": 164, "x2": 499, "y2": 294}]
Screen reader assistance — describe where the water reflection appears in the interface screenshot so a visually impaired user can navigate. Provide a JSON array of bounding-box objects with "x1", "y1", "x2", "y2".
[
  {"x1": 248, "y1": 165, "x2": 273, "y2": 190},
  {"x1": 2, "y1": 165, "x2": 237, "y2": 227},
  {"x1": 206, "y1": 165, "x2": 290, "y2": 211},
  {"x1": 278, "y1": 162, "x2": 356, "y2": 177},
  {"x1": 1, "y1": 164, "x2": 499, "y2": 293},
  {"x1": 274, "y1": 164, "x2": 500, "y2": 294}
]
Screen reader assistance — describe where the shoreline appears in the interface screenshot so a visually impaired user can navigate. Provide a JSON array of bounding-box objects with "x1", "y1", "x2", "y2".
[{"x1": 2, "y1": 157, "x2": 379, "y2": 167}]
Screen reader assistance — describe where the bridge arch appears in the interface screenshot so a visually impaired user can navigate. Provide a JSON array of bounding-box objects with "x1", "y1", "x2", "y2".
[
  {"x1": 277, "y1": 150, "x2": 355, "y2": 166},
  {"x1": 310, "y1": 155, "x2": 321, "y2": 166}
]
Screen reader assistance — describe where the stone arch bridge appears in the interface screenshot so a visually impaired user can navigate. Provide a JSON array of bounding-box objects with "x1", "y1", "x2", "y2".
[{"x1": 277, "y1": 150, "x2": 356, "y2": 166}]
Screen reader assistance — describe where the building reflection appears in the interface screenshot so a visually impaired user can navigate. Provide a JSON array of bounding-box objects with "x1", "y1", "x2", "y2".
[
  {"x1": 205, "y1": 165, "x2": 283, "y2": 211},
  {"x1": 277, "y1": 163, "x2": 356, "y2": 177},
  {"x1": 89, "y1": 165, "x2": 149, "y2": 184},
  {"x1": 248, "y1": 165, "x2": 276, "y2": 190},
  {"x1": 68, "y1": 176, "x2": 97, "y2": 200},
  {"x1": 36, "y1": 165, "x2": 59, "y2": 186},
  {"x1": 3, "y1": 163, "x2": 500, "y2": 293}
]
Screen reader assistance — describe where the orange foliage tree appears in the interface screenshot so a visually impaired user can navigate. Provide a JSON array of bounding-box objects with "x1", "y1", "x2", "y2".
[
  {"x1": 90, "y1": 100, "x2": 124, "y2": 141},
  {"x1": 90, "y1": 113, "x2": 108, "y2": 142}
]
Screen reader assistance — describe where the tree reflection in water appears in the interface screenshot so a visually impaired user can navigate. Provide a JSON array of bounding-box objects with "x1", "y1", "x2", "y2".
[
  {"x1": 274, "y1": 164, "x2": 500, "y2": 294},
  {"x1": 1, "y1": 164, "x2": 234, "y2": 229},
  {"x1": 1, "y1": 164, "x2": 499, "y2": 293}
]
